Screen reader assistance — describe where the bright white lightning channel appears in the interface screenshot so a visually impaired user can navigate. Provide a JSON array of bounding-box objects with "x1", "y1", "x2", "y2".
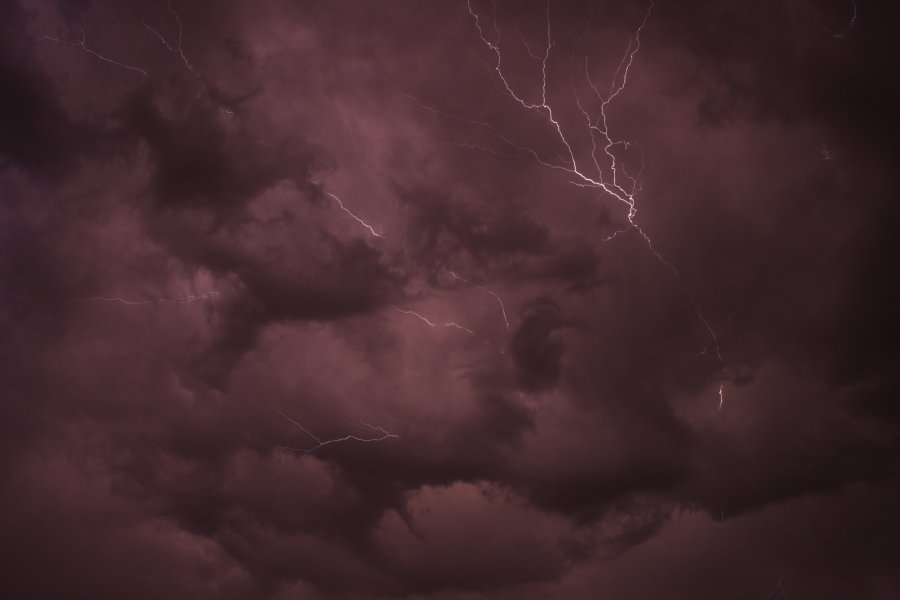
[
  {"x1": 325, "y1": 192, "x2": 385, "y2": 239},
  {"x1": 411, "y1": 0, "x2": 728, "y2": 408}
]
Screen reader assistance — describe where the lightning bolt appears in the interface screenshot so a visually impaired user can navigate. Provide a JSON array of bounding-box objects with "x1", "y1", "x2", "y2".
[
  {"x1": 36, "y1": 26, "x2": 149, "y2": 77},
  {"x1": 73, "y1": 291, "x2": 220, "y2": 305},
  {"x1": 1, "y1": 291, "x2": 219, "y2": 308},
  {"x1": 324, "y1": 192, "x2": 385, "y2": 239},
  {"x1": 142, "y1": 0, "x2": 199, "y2": 77},
  {"x1": 406, "y1": 0, "x2": 728, "y2": 408},
  {"x1": 33, "y1": 1, "x2": 731, "y2": 409},
  {"x1": 765, "y1": 570, "x2": 790, "y2": 600},
  {"x1": 392, "y1": 306, "x2": 475, "y2": 335},
  {"x1": 819, "y1": 0, "x2": 858, "y2": 39},
  {"x1": 446, "y1": 269, "x2": 510, "y2": 329},
  {"x1": 601, "y1": 228, "x2": 628, "y2": 245},
  {"x1": 266, "y1": 398, "x2": 399, "y2": 453},
  {"x1": 74, "y1": 296, "x2": 152, "y2": 306}
]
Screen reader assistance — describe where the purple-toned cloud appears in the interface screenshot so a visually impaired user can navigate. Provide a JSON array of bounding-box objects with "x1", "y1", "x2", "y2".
[{"x1": 1, "y1": 0, "x2": 897, "y2": 598}]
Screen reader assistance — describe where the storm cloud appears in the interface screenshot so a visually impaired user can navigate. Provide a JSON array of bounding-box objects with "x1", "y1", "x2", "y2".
[{"x1": 1, "y1": 0, "x2": 898, "y2": 598}]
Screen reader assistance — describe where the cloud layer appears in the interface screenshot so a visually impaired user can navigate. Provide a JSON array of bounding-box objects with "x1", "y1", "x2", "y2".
[{"x1": 1, "y1": 0, "x2": 898, "y2": 598}]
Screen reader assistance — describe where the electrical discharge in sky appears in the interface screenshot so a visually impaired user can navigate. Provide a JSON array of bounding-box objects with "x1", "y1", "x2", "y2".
[
  {"x1": 411, "y1": 0, "x2": 730, "y2": 407},
  {"x1": 33, "y1": 0, "x2": 729, "y2": 420}
]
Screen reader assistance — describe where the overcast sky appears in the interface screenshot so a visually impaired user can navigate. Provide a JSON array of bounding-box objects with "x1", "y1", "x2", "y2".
[{"x1": 1, "y1": 0, "x2": 898, "y2": 598}]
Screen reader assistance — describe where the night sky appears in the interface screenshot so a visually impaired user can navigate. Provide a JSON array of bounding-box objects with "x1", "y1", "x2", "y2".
[{"x1": 2, "y1": 0, "x2": 899, "y2": 598}]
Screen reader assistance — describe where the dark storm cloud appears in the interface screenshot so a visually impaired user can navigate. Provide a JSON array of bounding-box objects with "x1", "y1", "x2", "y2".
[
  {"x1": 185, "y1": 231, "x2": 400, "y2": 387},
  {"x1": 1, "y1": 0, "x2": 898, "y2": 598},
  {"x1": 510, "y1": 298, "x2": 566, "y2": 392},
  {"x1": 124, "y1": 91, "x2": 305, "y2": 212},
  {"x1": 659, "y1": 0, "x2": 900, "y2": 144},
  {"x1": 0, "y1": 3, "x2": 84, "y2": 174},
  {"x1": 521, "y1": 243, "x2": 606, "y2": 294},
  {"x1": 398, "y1": 184, "x2": 550, "y2": 270}
]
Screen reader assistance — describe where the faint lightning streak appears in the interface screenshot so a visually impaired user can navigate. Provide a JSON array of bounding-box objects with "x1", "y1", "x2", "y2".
[
  {"x1": 2, "y1": 291, "x2": 219, "y2": 308},
  {"x1": 325, "y1": 192, "x2": 384, "y2": 238},
  {"x1": 172, "y1": 291, "x2": 221, "y2": 304},
  {"x1": 601, "y1": 228, "x2": 627, "y2": 245},
  {"x1": 392, "y1": 306, "x2": 475, "y2": 335},
  {"x1": 765, "y1": 570, "x2": 790, "y2": 600},
  {"x1": 437, "y1": 139, "x2": 527, "y2": 159},
  {"x1": 76, "y1": 296, "x2": 151, "y2": 306},
  {"x1": 266, "y1": 399, "x2": 399, "y2": 454},
  {"x1": 142, "y1": 0, "x2": 198, "y2": 76},
  {"x1": 446, "y1": 270, "x2": 510, "y2": 329},
  {"x1": 822, "y1": 0, "x2": 858, "y2": 39},
  {"x1": 36, "y1": 26, "x2": 149, "y2": 77},
  {"x1": 72, "y1": 296, "x2": 151, "y2": 306},
  {"x1": 66, "y1": 291, "x2": 220, "y2": 306}
]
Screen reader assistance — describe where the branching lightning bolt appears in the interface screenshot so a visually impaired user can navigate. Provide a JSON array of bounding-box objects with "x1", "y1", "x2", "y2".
[
  {"x1": 765, "y1": 570, "x2": 790, "y2": 600},
  {"x1": 36, "y1": 26, "x2": 149, "y2": 77},
  {"x1": 142, "y1": 0, "x2": 199, "y2": 77},
  {"x1": 446, "y1": 269, "x2": 509, "y2": 329},
  {"x1": 404, "y1": 0, "x2": 728, "y2": 408},
  {"x1": 33, "y1": 0, "x2": 731, "y2": 409},
  {"x1": 265, "y1": 398, "x2": 399, "y2": 453}
]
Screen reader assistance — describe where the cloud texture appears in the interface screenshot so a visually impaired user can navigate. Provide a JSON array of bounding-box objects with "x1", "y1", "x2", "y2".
[{"x1": 1, "y1": 0, "x2": 898, "y2": 598}]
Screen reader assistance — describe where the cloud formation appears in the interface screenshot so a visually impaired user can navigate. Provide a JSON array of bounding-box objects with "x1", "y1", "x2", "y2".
[{"x1": 1, "y1": 0, "x2": 898, "y2": 598}]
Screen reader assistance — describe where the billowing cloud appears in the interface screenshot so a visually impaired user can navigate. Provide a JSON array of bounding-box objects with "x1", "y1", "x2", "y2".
[{"x1": 1, "y1": 0, "x2": 898, "y2": 598}]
